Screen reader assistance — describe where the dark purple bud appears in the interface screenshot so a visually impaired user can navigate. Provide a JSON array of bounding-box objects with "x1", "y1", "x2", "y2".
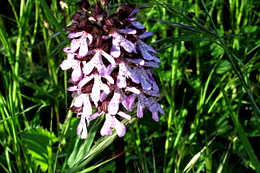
[
  {"x1": 76, "y1": 0, "x2": 90, "y2": 11},
  {"x1": 116, "y1": 4, "x2": 136, "y2": 18}
]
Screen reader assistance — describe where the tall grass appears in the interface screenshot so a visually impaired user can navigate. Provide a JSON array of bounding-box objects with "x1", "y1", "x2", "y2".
[{"x1": 0, "y1": 0, "x2": 259, "y2": 172}]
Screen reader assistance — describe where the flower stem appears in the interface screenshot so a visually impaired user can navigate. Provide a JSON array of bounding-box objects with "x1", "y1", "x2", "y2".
[{"x1": 114, "y1": 136, "x2": 126, "y2": 173}]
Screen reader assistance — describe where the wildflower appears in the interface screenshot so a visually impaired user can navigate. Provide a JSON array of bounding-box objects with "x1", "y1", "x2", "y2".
[
  {"x1": 103, "y1": 29, "x2": 136, "y2": 58},
  {"x1": 77, "y1": 73, "x2": 110, "y2": 107},
  {"x1": 116, "y1": 60, "x2": 141, "y2": 88},
  {"x1": 60, "y1": 52, "x2": 82, "y2": 82},
  {"x1": 61, "y1": 0, "x2": 164, "y2": 139},
  {"x1": 74, "y1": 93, "x2": 92, "y2": 139},
  {"x1": 82, "y1": 49, "x2": 116, "y2": 76},
  {"x1": 100, "y1": 114, "x2": 126, "y2": 137},
  {"x1": 135, "y1": 39, "x2": 161, "y2": 62},
  {"x1": 136, "y1": 91, "x2": 164, "y2": 121},
  {"x1": 67, "y1": 31, "x2": 93, "y2": 58},
  {"x1": 121, "y1": 7, "x2": 146, "y2": 29}
]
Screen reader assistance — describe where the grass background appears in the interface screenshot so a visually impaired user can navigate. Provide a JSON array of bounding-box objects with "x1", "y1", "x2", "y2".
[{"x1": 0, "y1": 0, "x2": 260, "y2": 172}]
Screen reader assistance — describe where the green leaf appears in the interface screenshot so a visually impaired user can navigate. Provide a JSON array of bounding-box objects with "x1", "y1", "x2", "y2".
[
  {"x1": 67, "y1": 117, "x2": 103, "y2": 168},
  {"x1": 216, "y1": 60, "x2": 232, "y2": 74},
  {"x1": 20, "y1": 127, "x2": 58, "y2": 172}
]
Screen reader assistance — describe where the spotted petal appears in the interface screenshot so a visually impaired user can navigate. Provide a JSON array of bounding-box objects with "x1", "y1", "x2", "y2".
[
  {"x1": 131, "y1": 21, "x2": 146, "y2": 29},
  {"x1": 108, "y1": 89, "x2": 121, "y2": 115},
  {"x1": 77, "y1": 118, "x2": 88, "y2": 139}
]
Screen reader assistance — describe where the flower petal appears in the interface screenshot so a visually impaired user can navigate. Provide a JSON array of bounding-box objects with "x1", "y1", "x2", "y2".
[
  {"x1": 103, "y1": 75, "x2": 114, "y2": 84},
  {"x1": 134, "y1": 66, "x2": 152, "y2": 90},
  {"x1": 108, "y1": 89, "x2": 121, "y2": 115},
  {"x1": 126, "y1": 58, "x2": 145, "y2": 65},
  {"x1": 116, "y1": 73, "x2": 127, "y2": 88},
  {"x1": 137, "y1": 103, "x2": 145, "y2": 118},
  {"x1": 71, "y1": 67, "x2": 82, "y2": 82},
  {"x1": 122, "y1": 93, "x2": 137, "y2": 111},
  {"x1": 143, "y1": 89, "x2": 160, "y2": 97},
  {"x1": 60, "y1": 59, "x2": 72, "y2": 70},
  {"x1": 63, "y1": 47, "x2": 72, "y2": 53},
  {"x1": 100, "y1": 114, "x2": 113, "y2": 136},
  {"x1": 82, "y1": 95, "x2": 92, "y2": 124},
  {"x1": 114, "y1": 120, "x2": 126, "y2": 137},
  {"x1": 139, "y1": 32, "x2": 153, "y2": 39},
  {"x1": 137, "y1": 93, "x2": 148, "y2": 118},
  {"x1": 117, "y1": 111, "x2": 131, "y2": 120},
  {"x1": 77, "y1": 37, "x2": 88, "y2": 58},
  {"x1": 124, "y1": 63, "x2": 141, "y2": 84},
  {"x1": 118, "y1": 28, "x2": 136, "y2": 34},
  {"x1": 91, "y1": 76, "x2": 101, "y2": 106},
  {"x1": 125, "y1": 86, "x2": 140, "y2": 94},
  {"x1": 68, "y1": 31, "x2": 83, "y2": 38},
  {"x1": 73, "y1": 95, "x2": 83, "y2": 107},
  {"x1": 143, "y1": 61, "x2": 159, "y2": 68},
  {"x1": 70, "y1": 39, "x2": 81, "y2": 53},
  {"x1": 110, "y1": 44, "x2": 121, "y2": 58},
  {"x1": 89, "y1": 112, "x2": 103, "y2": 121},
  {"x1": 120, "y1": 37, "x2": 135, "y2": 53},
  {"x1": 77, "y1": 118, "x2": 88, "y2": 139},
  {"x1": 101, "y1": 50, "x2": 116, "y2": 65},
  {"x1": 100, "y1": 91, "x2": 109, "y2": 102},
  {"x1": 152, "y1": 112, "x2": 159, "y2": 122},
  {"x1": 131, "y1": 21, "x2": 146, "y2": 29},
  {"x1": 111, "y1": 36, "x2": 121, "y2": 58},
  {"x1": 77, "y1": 74, "x2": 94, "y2": 88},
  {"x1": 129, "y1": 8, "x2": 139, "y2": 16},
  {"x1": 82, "y1": 60, "x2": 95, "y2": 75}
]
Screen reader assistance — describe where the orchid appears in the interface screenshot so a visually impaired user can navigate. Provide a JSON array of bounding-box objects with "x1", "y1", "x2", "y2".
[
  {"x1": 77, "y1": 73, "x2": 110, "y2": 106},
  {"x1": 67, "y1": 31, "x2": 93, "y2": 58},
  {"x1": 100, "y1": 114, "x2": 126, "y2": 137},
  {"x1": 126, "y1": 8, "x2": 146, "y2": 29},
  {"x1": 135, "y1": 39, "x2": 161, "y2": 62},
  {"x1": 61, "y1": 1, "x2": 164, "y2": 139},
  {"x1": 60, "y1": 52, "x2": 82, "y2": 82},
  {"x1": 74, "y1": 93, "x2": 92, "y2": 139},
  {"x1": 116, "y1": 60, "x2": 141, "y2": 88},
  {"x1": 134, "y1": 66, "x2": 153, "y2": 90},
  {"x1": 137, "y1": 91, "x2": 164, "y2": 121},
  {"x1": 82, "y1": 49, "x2": 116, "y2": 76},
  {"x1": 107, "y1": 29, "x2": 137, "y2": 58}
]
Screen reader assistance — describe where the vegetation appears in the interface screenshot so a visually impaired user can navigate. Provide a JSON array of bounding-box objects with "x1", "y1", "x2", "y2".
[{"x1": 0, "y1": 0, "x2": 259, "y2": 172}]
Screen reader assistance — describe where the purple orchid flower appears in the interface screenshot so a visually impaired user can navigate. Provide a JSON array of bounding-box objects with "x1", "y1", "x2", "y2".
[
  {"x1": 126, "y1": 8, "x2": 146, "y2": 29},
  {"x1": 77, "y1": 73, "x2": 110, "y2": 107},
  {"x1": 135, "y1": 40, "x2": 161, "y2": 62},
  {"x1": 126, "y1": 58, "x2": 160, "y2": 68},
  {"x1": 133, "y1": 66, "x2": 152, "y2": 90},
  {"x1": 82, "y1": 49, "x2": 116, "y2": 76},
  {"x1": 60, "y1": 52, "x2": 82, "y2": 82},
  {"x1": 74, "y1": 93, "x2": 92, "y2": 139},
  {"x1": 67, "y1": 31, "x2": 93, "y2": 58},
  {"x1": 116, "y1": 60, "x2": 141, "y2": 88},
  {"x1": 136, "y1": 91, "x2": 164, "y2": 121},
  {"x1": 147, "y1": 97, "x2": 165, "y2": 122},
  {"x1": 105, "y1": 29, "x2": 136, "y2": 58},
  {"x1": 100, "y1": 113, "x2": 130, "y2": 137},
  {"x1": 61, "y1": 2, "x2": 164, "y2": 138}
]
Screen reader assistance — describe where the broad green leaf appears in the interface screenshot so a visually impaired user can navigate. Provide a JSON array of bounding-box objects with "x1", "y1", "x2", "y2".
[
  {"x1": 216, "y1": 60, "x2": 232, "y2": 74},
  {"x1": 20, "y1": 127, "x2": 58, "y2": 172}
]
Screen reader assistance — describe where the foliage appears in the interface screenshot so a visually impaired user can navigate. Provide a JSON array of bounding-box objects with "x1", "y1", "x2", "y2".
[{"x1": 0, "y1": 0, "x2": 259, "y2": 172}]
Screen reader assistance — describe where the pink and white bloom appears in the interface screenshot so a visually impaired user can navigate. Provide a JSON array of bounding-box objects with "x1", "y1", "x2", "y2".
[{"x1": 61, "y1": 2, "x2": 164, "y2": 139}]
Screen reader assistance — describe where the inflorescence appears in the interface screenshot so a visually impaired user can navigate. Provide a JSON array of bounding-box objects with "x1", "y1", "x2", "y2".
[{"x1": 60, "y1": 0, "x2": 164, "y2": 139}]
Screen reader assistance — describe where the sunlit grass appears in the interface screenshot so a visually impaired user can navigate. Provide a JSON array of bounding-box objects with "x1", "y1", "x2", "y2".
[{"x1": 0, "y1": 0, "x2": 259, "y2": 172}]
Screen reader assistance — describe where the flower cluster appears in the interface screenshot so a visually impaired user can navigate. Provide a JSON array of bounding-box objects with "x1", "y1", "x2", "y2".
[{"x1": 60, "y1": 0, "x2": 164, "y2": 139}]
